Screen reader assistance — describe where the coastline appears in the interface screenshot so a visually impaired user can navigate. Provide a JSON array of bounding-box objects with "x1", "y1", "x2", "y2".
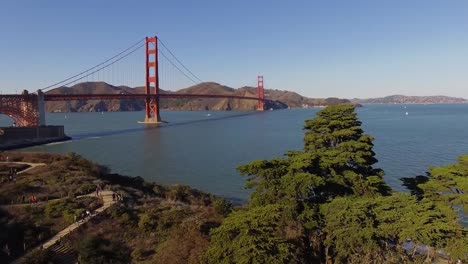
[{"x1": 0, "y1": 136, "x2": 71, "y2": 151}]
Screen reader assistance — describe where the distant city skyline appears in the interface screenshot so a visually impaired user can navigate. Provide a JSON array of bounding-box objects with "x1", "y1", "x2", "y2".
[{"x1": 1, "y1": 0, "x2": 468, "y2": 98}]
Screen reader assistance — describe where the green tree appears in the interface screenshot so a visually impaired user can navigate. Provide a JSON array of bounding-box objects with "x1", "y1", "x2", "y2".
[
  {"x1": 211, "y1": 105, "x2": 468, "y2": 263},
  {"x1": 237, "y1": 105, "x2": 389, "y2": 262},
  {"x1": 212, "y1": 197, "x2": 233, "y2": 217},
  {"x1": 302, "y1": 104, "x2": 389, "y2": 197},
  {"x1": 419, "y1": 155, "x2": 468, "y2": 210},
  {"x1": 322, "y1": 193, "x2": 467, "y2": 263},
  {"x1": 203, "y1": 204, "x2": 298, "y2": 264},
  {"x1": 239, "y1": 105, "x2": 389, "y2": 209}
]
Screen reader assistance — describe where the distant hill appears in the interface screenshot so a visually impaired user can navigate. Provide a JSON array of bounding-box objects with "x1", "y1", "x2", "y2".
[
  {"x1": 351, "y1": 95, "x2": 467, "y2": 104},
  {"x1": 45, "y1": 82, "x2": 350, "y2": 112}
]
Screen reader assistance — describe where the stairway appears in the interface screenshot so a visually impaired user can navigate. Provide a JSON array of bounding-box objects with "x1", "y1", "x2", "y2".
[{"x1": 48, "y1": 243, "x2": 76, "y2": 264}]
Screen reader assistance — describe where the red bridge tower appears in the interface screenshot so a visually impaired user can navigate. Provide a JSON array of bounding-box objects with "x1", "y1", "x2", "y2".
[
  {"x1": 257, "y1": 75, "x2": 264, "y2": 111},
  {"x1": 144, "y1": 36, "x2": 162, "y2": 123}
]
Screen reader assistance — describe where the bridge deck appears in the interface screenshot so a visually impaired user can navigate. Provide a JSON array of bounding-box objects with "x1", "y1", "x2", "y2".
[{"x1": 42, "y1": 93, "x2": 264, "y2": 101}]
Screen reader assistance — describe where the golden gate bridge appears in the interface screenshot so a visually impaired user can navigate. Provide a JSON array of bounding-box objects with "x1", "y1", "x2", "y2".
[{"x1": 0, "y1": 36, "x2": 269, "y2": 127}]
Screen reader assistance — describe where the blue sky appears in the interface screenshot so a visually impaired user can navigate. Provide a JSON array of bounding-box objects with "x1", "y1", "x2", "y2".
[{"x1": 1, "y1": 0, "x2": 468, "y2": 98}]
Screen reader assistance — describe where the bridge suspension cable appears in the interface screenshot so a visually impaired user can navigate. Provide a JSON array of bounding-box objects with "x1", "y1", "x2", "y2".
[
  {"x1": 159, "y1": 50, "x2": 199, "y2": 85},
  {"x1": 56, "y1": 43, "x2": 144, "y2": 89},
  {"x1": 41, "y1": 37, "x2": 146, "y2": 91},
  {"x1": 39, "y1": 35, "x2": 215, "y2": 95},
  {"x1": 158, "y1": 38, "x2": 204, "y2": 83}
]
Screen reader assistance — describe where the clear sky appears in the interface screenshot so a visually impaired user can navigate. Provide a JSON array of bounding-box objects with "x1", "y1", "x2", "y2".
[{"x1": 1, "y1": 0, "x2": 468, "y2": 98}]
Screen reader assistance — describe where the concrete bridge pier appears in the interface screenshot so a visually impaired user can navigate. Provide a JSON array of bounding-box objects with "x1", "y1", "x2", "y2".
[{"x1": 37, "y1": 90, "x2": 46, "y2": 126}]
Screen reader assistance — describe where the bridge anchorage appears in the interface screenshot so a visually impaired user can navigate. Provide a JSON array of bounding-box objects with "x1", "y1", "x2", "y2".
[
  {"x1": 0, "y1": 90, "x2": 45, "y2": 127},
  {"x1": 0, "y1": 35, "x2": 269, "y2": 127}
]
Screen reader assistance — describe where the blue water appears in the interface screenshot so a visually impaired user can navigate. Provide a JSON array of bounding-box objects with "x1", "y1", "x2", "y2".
[{"x1": 1, "y1": 105, "x2": 468, "y2": 203}]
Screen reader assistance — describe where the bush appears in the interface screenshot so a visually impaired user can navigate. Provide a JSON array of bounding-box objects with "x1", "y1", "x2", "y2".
[
  {"x1": 76, "y1": 235, "x2": 130, "y2": 264},
  {"x1": 166, "y1": 184, "x2": 190, "y2": 203},
  {"x1": 108, "y1": 204, "x2": 135, "y2": 224},
  {"x1": 138, "y1": 213, "x2": 155, "y2": 231},
  {"x1": 152, "y1": 185, "x2": 166, "y2": 198},
  {"x1": 212, "y1": 197, "x2": 233, "y2": 217},
  {"x1": 131, "y1": 244, "x2": 155, "y2": 261},
  {"x1": 22, "y1": 249, "x2": 54, "y2": 264}
]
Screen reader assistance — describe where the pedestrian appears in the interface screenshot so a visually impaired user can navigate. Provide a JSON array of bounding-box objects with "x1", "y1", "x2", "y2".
[
  {"x1": 3, "y1": 244, "x2": 10, "y2": 257},
  {"x1": 112, "y1": 193, "x2": 116, "y2": 201}
]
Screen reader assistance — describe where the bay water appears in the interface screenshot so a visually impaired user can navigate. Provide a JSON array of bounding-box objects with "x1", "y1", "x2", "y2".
[{"x1": 2, "y1": 104, "x2": 468, "y2": 203}]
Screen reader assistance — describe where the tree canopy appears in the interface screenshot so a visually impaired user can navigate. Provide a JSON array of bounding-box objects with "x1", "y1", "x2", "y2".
[
  {"x1": 205, "y1": 104, "x2": 468, "y2": 263},
  {"x1": 203, "y1": 204, "x2": 298, "y2": 264}
]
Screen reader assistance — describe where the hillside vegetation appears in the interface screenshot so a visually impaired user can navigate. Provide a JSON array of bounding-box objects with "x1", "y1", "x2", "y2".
[{"x1": 0, "y1": 152, "x2": 228, "y2": 263}]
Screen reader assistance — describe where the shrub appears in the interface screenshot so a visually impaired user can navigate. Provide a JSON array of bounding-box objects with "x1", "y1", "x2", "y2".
[
  {"x1": 138, "y1": 213, "x2": 155, "y2": 231},
  {"x1": 212, "y1": 197, "x2": 233, "y2": 217},
  {"x1": 22, "y1": 249, "x2": 54, "y2": 264},
  {"x1": 76, "y1": 235, "x2": 130, "y2": 264}
]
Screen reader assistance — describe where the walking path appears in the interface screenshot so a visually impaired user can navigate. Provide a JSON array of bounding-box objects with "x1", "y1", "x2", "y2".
[
  {"x1": 40, "y1": 191, "x2": 116, "y2": 249},
  {"x1": 11, "y1": 190, "x2": 116, "y2": 264},
  {"x1": 0, "y1": 161, "x2": 47, "y2": 174}
]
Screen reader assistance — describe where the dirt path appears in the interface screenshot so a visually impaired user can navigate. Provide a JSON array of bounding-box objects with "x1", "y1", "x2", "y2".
[{"x1": 0, "y1": 161, "x2": 46, "y2": 174}]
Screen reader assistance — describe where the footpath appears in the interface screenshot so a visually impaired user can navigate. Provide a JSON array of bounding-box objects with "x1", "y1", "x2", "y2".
[
  {"x1": 0, "y1": 161, "x2": 47, "y2": 174},
  {"x1": 1, "y1": 161, "x2": 117, "y2": 263},
  {"x1": 11, "y1": 191, "x2": 116, "y2": 264}
]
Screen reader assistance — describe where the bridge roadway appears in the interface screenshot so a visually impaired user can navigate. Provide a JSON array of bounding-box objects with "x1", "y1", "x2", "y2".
[{"x1": 43, "y1": 93, "x2": 266, "y2": 102}]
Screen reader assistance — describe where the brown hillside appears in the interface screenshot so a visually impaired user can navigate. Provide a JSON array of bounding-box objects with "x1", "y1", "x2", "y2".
[{"x1": 45, "y1": 82, "x2": 350, "y2": 112}]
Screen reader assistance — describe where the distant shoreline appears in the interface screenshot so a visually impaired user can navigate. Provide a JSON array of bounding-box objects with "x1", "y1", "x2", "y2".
[{"x1": 355, "y1": 102, "x2": 468, "y2": 105}]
